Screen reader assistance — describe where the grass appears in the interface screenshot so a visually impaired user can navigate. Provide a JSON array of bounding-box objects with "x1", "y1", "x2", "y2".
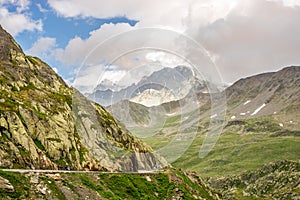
[
  {"x1": 0, "y1": 99, "x2": 18, "y2": 111},
  {"x1": 75, "y1": 169, "x2": 219, "y2": 199},
  {"x1": 80, "y1": 172, "x2": 177, "y2": 199},
  {"x1": 0, "y1": 90, "x2": 18, "y2": 111},
  {"x1": 20, "y1": 82, "x2": 36, "y2": 91},
  {"x1": 17, "y1": 146, "x2": 30, "y2": 157},
  {"x1": 172, "y1": 133, "x2": 300, "y2": 177},
  {"x1": 41, "y1": 176, "x2": 67, "y2": 200},
  {"x1": 47, "y1": 93, "x2": 72, "y2": 107},
  {"x1": 78, "y1": 145, "x2": 87, "y2": 163},
  {"x1": 33, "y1": 108, "x2": 47, "y2": 120},
  {"x1": 47, "y1": 138, "x2": 62, "y2": 142},
  {"x1": 33, "y1": 139, "x2": 46, "y2": 151},
  {"x1": 26, "y1": 56, "x2": 39, "y2": 66},
  {"x1": 174, "y1": 170, "x2": 216, "y2": 200},
  {"x1": 135, "y1": 111, "x2": 300, "y2": 177},
  {"x1": 0, "y1": 170, "x2": 30, "y2": 199},
  {"x1": 128, "y1": 102, "x2": 150, "y2": 125}
]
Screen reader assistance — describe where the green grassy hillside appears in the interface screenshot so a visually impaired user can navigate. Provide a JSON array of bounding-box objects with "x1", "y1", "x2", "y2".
[
  {"x1": 140, "y1": 114, "x2": 299, "y2": 177},
  {"x1": 0, "y1": 169, "x2": 220, "y2": 200}
]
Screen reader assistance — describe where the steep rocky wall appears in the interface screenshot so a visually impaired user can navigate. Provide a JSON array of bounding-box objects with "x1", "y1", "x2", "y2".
[{"x1": 0, "y1": 25, "x2": 166, "y2": 171}]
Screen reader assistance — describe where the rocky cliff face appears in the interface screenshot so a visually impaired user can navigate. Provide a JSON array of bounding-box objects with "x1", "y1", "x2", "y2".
[{"x1": 0, "y1": 25, "x2": 166, "y2": 171}]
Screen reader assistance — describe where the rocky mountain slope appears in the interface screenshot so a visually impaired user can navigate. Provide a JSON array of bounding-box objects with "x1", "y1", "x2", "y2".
[
  {"x1": 0, "y1": 24, "x2": 299, "y2": 199},
  {"x1": 207, "y1": 160, "x2": 300, "y2": 199},
  {"x1": 0, "y1": 25, "x2": 166, "y2": 172},
  {"x1": 123, "y1": 65, "x2": 300, "y2": 180},
  {"x1": 160, "y1": 65, "x2": 300, "y2": 121},
  {"x1": 88, "y1": 65, "x2": 204, "y2": 106},
  {"x1": 107, "y1": 100, "x2": 151, "y2": 127},
  {"x1": 226, "y1": 66, "x2": 300, "y2": 119}
]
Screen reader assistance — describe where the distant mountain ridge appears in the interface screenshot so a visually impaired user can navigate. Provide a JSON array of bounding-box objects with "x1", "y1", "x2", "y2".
[
  {"x1": 112, "y1": 65, "x2": 300, "y2": 178},
  {"x1": 88, "y1": 65, "x2": 204, "y2": 106},
  {"x1": 94, "y1": 78, "x2": 123, "y2": 92},
  {"x1": 226, "y1": 66, "x2": 300, "y2": 119}
]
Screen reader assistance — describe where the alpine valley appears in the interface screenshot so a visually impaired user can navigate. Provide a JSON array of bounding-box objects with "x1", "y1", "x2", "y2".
[{"x1": 0, "y1": 25, "x2": 299, "y2": 200}]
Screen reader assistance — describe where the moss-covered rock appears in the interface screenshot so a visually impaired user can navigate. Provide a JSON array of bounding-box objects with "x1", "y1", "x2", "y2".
[{"x1": 0, "y1": 25, "x2": 166, "y2": 172}]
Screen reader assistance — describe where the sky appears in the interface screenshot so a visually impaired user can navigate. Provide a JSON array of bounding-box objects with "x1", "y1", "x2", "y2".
[{"x1": 1, "y1": 0, "x2": 300, "y2": 91}]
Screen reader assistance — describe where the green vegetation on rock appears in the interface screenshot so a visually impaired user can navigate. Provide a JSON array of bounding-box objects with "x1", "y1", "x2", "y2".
[
  {"x1": 0, "y1": 24, "x2": 164, "y2": 172},
  {"x1": 0, "y1": 169, "x2": 220, "y2": 200}
]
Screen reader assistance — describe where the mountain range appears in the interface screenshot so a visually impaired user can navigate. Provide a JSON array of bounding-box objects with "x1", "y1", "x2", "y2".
[
  {"x1": 130, "y1": 65, "x2": 299, "y2": 176},
  {"x1": 88, "y1": 65, "x2": 206, "y2": 107},
  {"x1": 117, "y1": 65, "x2": 300, "y2": 126},
  {"x1": 0, "y1": 25, "x2": 299, "y2": 199}
]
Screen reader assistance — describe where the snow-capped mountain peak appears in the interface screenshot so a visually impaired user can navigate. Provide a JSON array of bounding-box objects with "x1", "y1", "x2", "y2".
[{"x1": 130, "y1": 88, "x2": 178, "y2": 107}]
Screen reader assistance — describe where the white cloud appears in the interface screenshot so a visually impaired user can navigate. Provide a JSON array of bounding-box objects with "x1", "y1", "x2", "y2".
[
  {"x1": 187, "y1": 0, "x2": 300, "y2": 83},
  {"x1": 73, "y1": 64, "x2": 125, "y2": 88},
  {"x1": 72, "y1": 64, "x2": 106, "y2": 93},
  {"x1": 0, "y1": 0, "x2": 30, "y2": 12},
  {"x1": 46, "y1": 0, "x2": 300, "y2": 87},
  {"x1": 0, "y1": 7, "x2": 42, "y2": 36},
  {"x1": 54, "y1": 23, "x2": 135, "y2": 67},
  {"x1": 26, "y1": 37, "x2": 57, "y2": 58},
  {"x1": 48, "y1": 0, "x2": 184, "y2": 28},
  {"x1": 145, "y1": 52, "x2": 190, "y2": 68},
  {"x1": 282, "y1": 0, "x2": 300, "y2": 6},
  {"x1": 26, "y1": 37, "x2": 59, "y2": 74},
  {"x1": 15, "y1": 0, "x2": 30, "y2": 12},
  {"x1": 46, "y1": 0, "x2": 234, "y2": 90},
  {"x1": 100, "y1": 69, "x2": 127, "y2": 83},
  {"x1": 37, "y1": 3, "x2": 48, "y2": 13},
  {"x1": 47, "y1": 0, "x2": 237, "y2": 32},
  {"x1": 57, "y1": 23, "x2": 204, "y2": 92}
]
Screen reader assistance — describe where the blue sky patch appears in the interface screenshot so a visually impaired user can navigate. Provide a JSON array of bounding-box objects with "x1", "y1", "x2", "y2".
[{"x1": 15, "y1": 1, "x2": 138, "y2": 51}]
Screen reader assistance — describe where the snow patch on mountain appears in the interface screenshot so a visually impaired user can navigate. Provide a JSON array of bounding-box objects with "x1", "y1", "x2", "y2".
[
  {"x1": 130, "y1": 88, "x2": 179, "y2": 107},
  {"x1": 243, "y1": 100, "x2": 251, "y2": 105},
  {"x1": 210, "y1": 114, "x2": 218, "y2": 119},
  {"x1": 251, "y1": 103, "x2": 266, "y2": 116},
  {"x1": 166, "y1": 112, "x2": 177, "y2": 116}
]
